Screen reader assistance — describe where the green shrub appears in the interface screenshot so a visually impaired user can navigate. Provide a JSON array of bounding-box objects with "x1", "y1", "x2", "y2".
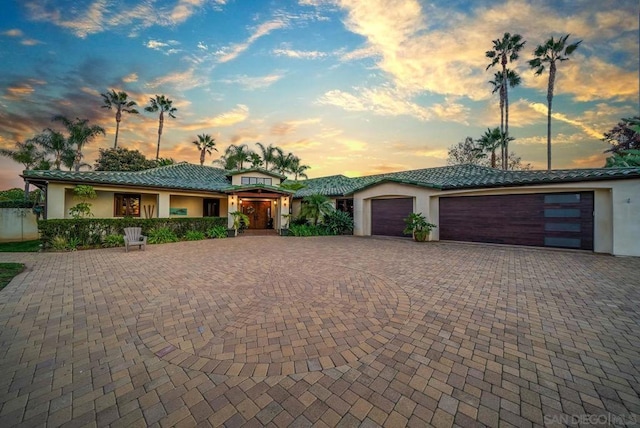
[
  {"x1": 38, "y1": 217, "x2": 227, "y2": 249},
  {"x1": 184, "y1": 230, "x2": 206, "y2": 241},
  {"x1": 102, "y1": 234, "x2": 124, "y2": 248},
  {"x1": 148, "y1": 227, "x2": 179, "y2": 244},
  {"x1": 67, "y1": 236, "x2": 81, "y2": 251},
  {"x1": 206, "y1": 225, "x2": 227, "y2": 239},
  {"x1": 323, "y1": 210, "x2": 354, "y2": 235},
  {"x1": 50, "y1": 236, "x2": 69, "y2": 251},
  {"x1": 289, "y1": 224, "x2": 331, "y2": 236}
]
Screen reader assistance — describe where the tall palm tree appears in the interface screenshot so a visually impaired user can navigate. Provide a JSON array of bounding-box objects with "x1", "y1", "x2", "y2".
[
  {"x1": 192, "y1": 134, "x2": 217, "y2": 166},
  {"x1": 486, "y1": 33, "x2": 525, "y2": 168},
  {"x1": 256, "y1": 142, "x2": 278, "y2": 171},
  {"x1": 52, "y1": 116, "x2": 105, "y2": 171},
  {"x1": 34, "y1": 129, "x2": 73, "y2": 170},
  {"x1": 101, "y1": 89, "x2": 139, "y2": 148},
  {"x1": 489, "y1": 70, "x2": 521, "y2": 169},
  {"x1": 213, "y1": 144, "x2": 252, "y2": 169},
  {"x1": 273, "y1": 150, "x2": 295, "y2": 176},
  {"x1": 232, "y1": 144, "x2": 252, "y2": 169},
  {"x1": 145, "y1": 95, "x2": 177, "y2": 160},
  {"x1": 528, "y1": 34, "x2": 581, "y2": 170}
]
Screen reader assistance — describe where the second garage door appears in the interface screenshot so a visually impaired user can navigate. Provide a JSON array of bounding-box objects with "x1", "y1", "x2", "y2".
[
  {"x1": 439, "y1": 192, "x2": 594, "y2": 250},
  {"x1": 371, "y1": 198, "x2": 413, "y2": 237}
]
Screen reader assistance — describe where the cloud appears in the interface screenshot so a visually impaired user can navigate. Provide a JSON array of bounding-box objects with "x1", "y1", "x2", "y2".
[
  {"x1": 122, "y1": 73, "x2": 139, "y2": 83},
  {"x1": 217, "y1": 19, "x2": 287, "y2": 63},
  {"x1": 318, "y1": 85, "x2": 469, "y2": 123},
  {"x1": 2, "y1": 28, "x2": 41, "y2": 45},
  {"x1": 145, "y1": 39, "x2": 181, "y2": 54},
  {"x1": 146, "y1": 68, "x2": 207, "y2": 90},
  {"x1": 271, "y1": 118, "x2": 322, "y2": 135},
  {"x1": 570, "y1": 153, "x2": 607, "y2": 168},
  {"x1": 220, "y1": 73, "x2": 285, "y2": 90},
  {"x1": 2, "y1": 29, "x2": 24, "y2": 37},
  {"x1": 272, "y1": 48, "x2": 327, "y2": 59},
  {"x1": 180, "y1": 105, "x2": 250, "y2": 131},
  {"x1": 3, "y1": 79, "x2": 47, "y2": 101},
  {"x1": 528, "y1": 102, "x2": 603, "y2": 139}
]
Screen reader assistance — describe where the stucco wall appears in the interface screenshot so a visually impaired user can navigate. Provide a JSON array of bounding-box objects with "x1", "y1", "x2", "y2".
[
  {"x1": 169, "y1": 195, "x2": 203, "y2": 218},
  {"x1": 0, "y1": 208, "x2": 39, "y2": 242}
]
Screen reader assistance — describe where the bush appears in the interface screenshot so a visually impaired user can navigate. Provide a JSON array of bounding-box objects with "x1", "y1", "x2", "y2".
[
  {"x1": 102, "y1": 234, "x2": 124, "y2": 248},
  {"x1": 206, "y1": 225, "x2": 227, "y2": 239},
  {"x1": 184, "y1": 230, "x2": 206, "y2": 241},
  {"x1": 147, "y1": 227, "x2": 179, "y2": 244},
  {"x1": 323, "y1": 210, "x2": 354, "y2": 235},
  {"x1": 289, "y1": 224, "x2": 331, "y2": 236},
  {"x1": 38, "y1": 217, "x2": 227, "y2": 250}
]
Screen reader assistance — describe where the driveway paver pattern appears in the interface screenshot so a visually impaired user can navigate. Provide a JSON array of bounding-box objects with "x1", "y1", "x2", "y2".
[{"x1": 0, "y1": 236, "x2": 639, "y2": 427}]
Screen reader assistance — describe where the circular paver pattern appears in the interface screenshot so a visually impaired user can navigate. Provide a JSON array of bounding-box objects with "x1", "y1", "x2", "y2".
[{"x1": 137, "y1": 264, "x2": 410, "y2": 376}]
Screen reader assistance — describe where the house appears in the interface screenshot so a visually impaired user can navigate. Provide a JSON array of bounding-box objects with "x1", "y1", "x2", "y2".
[{"x1": 22, "y1": 163, "x2": 640, "y2": 256}]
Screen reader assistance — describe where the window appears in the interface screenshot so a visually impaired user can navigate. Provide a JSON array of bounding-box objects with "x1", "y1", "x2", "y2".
[
  {"x1": 544, "y1": 193, "x2": 580, "y2": 204},
  {"x1": 114, "y1": 194, "x2": 141, "y2": 217},
  {"x1": 241, "y1": 177, "x2": 272, "y2": 185},
  {"x1": 544, "y1": 208, "x2": 580, "y2": 218},
  {"x1": 336, "y1": 198, "x2": 354, "y2": 217}
]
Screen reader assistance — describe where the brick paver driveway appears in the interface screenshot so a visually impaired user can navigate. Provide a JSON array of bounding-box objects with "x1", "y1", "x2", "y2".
[{"x1": 1, "y1": 237, "x2": 639, "y2": 427}]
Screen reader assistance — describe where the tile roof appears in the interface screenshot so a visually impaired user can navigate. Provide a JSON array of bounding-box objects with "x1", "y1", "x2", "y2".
[
  {"x1": 22, "y1": 163, "x2": 640, "y2": 198},
  {"x1": 227, "y1": 168, "x2": 286, "y2": 179},
  {"x1": 23, "y1": 162, "x2": 232, "y2": 192}
]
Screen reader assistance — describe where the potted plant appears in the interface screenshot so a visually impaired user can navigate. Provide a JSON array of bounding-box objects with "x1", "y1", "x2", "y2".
[
  {"x1": 229, "y1": 211, "x2": 250, "y2": 237},
  {"x1": 280, "y1": 214, "x2": 291, "y2": 236},
  {"x1": 403, "y1": 212, "x2": 437, "y2": 242}
]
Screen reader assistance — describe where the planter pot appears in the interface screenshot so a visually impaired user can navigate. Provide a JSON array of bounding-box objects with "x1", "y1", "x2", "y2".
[
  {"x1": 414, "y1": 231, "x2": 429, "y2": 242},
  {"x1": 227, "y1": 229, "x2": 237, "y2": 238},
  {"x1": 280, "y1": 228, "x2": 289, "y2": 236}
]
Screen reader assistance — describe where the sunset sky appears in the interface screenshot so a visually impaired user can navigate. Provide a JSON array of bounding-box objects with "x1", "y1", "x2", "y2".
[{"x1": 0, "y1": 0, "x2": 638, "y2": 189}]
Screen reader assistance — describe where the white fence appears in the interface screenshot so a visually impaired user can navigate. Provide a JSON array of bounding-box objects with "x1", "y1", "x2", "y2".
[{"x1": 0, "y1": 208, "x2": 39, "y2": 242}]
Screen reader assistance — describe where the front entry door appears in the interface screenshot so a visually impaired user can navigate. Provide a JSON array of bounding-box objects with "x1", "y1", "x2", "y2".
[{"x1": 244, "y1": 201, "x2": 271, "y2": 229}]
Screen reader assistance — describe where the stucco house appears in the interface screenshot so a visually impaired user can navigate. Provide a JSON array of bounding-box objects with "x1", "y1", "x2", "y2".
[{"x1": 22, "y1": 163, "x2": 640, "y2": 256}]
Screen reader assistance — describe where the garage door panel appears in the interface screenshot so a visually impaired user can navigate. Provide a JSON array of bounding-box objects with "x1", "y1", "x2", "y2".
[
  {"x1": 440, "y1": 192, "x2": 593, "y2": 250},
  {"x1": 371, "y1": 198, "x2": 413, "y2": 237}
]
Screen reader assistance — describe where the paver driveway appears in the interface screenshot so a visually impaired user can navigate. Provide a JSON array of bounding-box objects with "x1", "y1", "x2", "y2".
[{"x1": 0, "y1": 236, "x2": 639, "y2": 427}]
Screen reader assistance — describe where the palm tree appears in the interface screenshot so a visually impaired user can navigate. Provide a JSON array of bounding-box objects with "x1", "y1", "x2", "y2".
[
  {"x1": 489, "y1": 70, "x2": 521, "y2": 169},
  {"x1": 289, "y1": 156, "x2": 310, "y2": 180},
  {"x1": 232, "y1": 144, "x2": 252, "y2": 169},
  {"x1": 300, "y1": 194, "x2": 334, "y2": 226},
  {"x1": 192, "y1": 134, "x2": 217, "y2": 166},
  {"x1": 256, "y1": 142, "x2": 278, "y2": 170},
  {"x1": 213, "y1": 144, "x2": 252, "y2": 169},
  {"x1": 249, "y1": 152, "x2": 262, "y2": 168},
  {"x1": 34, "y1": 129, "x2": 73, "y2": 170},
  {"x1": 477, "y1": 127, "x2": 509, "y2": 169},
  {"x1": 52, "y1": 116, "x2": 105, "y2": 171},
  {"x1": 273, "y1": 150, "x2": 295, "y2": 176},
  {"x1": 145, "y1": 95, "x2": 177, "y2": 160},
  {"x1": 101, "y1": 89, "x2": 139, "y2": 148},
  {"x1": 0, "y1": 139, "x2": 47, "y2": 196},
  {"x1": 486, "y1": 33, "x2": 525, "y2": 168},
  {"x1": 528, "y1": 34, "x2": 581, "y2": 170}
]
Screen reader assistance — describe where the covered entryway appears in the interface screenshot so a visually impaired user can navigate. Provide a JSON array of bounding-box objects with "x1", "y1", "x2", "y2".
[
  {"x1": 371, "y1": 198, "x2": 413, "y2": 237},
  {"x1": 439, "y1": 192, "x2": 594, "y2": 250},
  {"x1": 240, "y1": 200, "x2": 272, "y2": 229}
]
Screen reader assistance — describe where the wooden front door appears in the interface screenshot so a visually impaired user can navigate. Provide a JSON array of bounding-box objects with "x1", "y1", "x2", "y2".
[{"x1": 244, "y1": 201, "x2": 271, "y2": 229}]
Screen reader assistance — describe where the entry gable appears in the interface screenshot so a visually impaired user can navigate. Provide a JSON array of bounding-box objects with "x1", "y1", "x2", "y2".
[{"x1": 227, "y1": 168, "x2": 286, "y2": 186}]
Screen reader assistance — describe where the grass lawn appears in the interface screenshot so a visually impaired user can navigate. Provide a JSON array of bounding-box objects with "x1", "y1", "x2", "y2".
[
  {"x1": 0, "y1": 240, "x2": 41, "y2": 252},
  {"x1": 0, "y1": 263, "x2": 25, "y2": 291}
]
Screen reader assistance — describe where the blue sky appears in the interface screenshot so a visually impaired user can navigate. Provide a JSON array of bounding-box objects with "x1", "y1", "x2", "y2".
[{"x1": 0, "y1": 0, "x2": 638, "y2": 189}]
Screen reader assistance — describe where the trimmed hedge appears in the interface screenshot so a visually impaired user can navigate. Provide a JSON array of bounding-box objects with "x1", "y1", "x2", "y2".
[
  {"x1": 38, "y1": 217, "x2": 227, "y2": 250},
  {"x1": 0, "y1": 200, "x2": 36, "y2": 209}
]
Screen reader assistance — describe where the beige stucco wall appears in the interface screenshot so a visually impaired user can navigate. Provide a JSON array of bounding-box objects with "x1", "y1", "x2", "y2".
[
  {"x1": 231, "y1": 172, "x2": 281, "y2": 186},
  {"x1": 0, "y1": 208, "x2": 39, "y2": 242},
  {"x1": 170, "y1": 195, "x2": 203, "y2": 218},
  {"x1": 353, "y1": 179, "x2": 640, "y2": 257}
]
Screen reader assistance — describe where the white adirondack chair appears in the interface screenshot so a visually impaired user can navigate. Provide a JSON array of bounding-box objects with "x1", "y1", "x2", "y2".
[{"x1": 123, "y1": 227, "x2": 147, "y2": 252}]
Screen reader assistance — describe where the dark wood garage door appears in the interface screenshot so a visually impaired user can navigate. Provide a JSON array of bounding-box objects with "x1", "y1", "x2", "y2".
[
  {"x1": 371, "y1": 198, "x2": 413, "y2": 237},
  {"x1": 439, "y1": 192, "x2": 593, "y2": 250}
]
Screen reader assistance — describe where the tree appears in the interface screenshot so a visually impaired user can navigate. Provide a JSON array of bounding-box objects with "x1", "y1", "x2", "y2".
[
  {"x1": 192, "y1": 134, "x2": 217, "y2": 166},
  {"x1": 477, "y1": 127, "x2": 510, "y2": 168},
  {"x1": 256, "y1": 142, "x2": 278, "y2": 171},
  {"x1": 249, "y1": 152, "x2": 262, "y2": 168},
  {"x1": 52, "y1": 116, "x2": 105, "y2": 171},
  {"x1": 497, "y1": 152, "x2": 533, "y2": 171},
  {"x1": 602, "y1": 116, "x2": 640, "y2": 154},
  {"x1": 94, "y1": 147, "x2": 156, "y2": 171},
  {"x1": 0, "y1": 139, "x2": 47, "y2": 197},
  {"x1": 528, "y1": 34, "x2": 581, "y2": 170},
  {"x1": 34, "y1": 129, "x2": 73, "y2": 170},
  {"x1": 101, "y1": 89, "x2": 139, "y2": 148},
  {"x1": 273, "y1": 150, "x2": 296, "y2": 176},
  {"x1": 300, "y1": 194, "x2": 334, "y2": 226},
  {"x1": 447, "y1": 137, "x2": 487, "y2": 166},
  {"x1": 489, "y1": 70, "x2": 521, "y2": 168},
  {"x1": 145, "y1": 95, "x2": 177, "y2": 160},
  {"x1": 69, "y1": 185, "x2": 97, "y2": 219},
  {"x1": 289, "y1": 156, "x2": 310, "y2": 180},
  {"x1": 604, "y1": 150, "x2": 640, "y2": 168},
  {"x1": 486, "y1": 32, "x2": 525, "y2": 169}
]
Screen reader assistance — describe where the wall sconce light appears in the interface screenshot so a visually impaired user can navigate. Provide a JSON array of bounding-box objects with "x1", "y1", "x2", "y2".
[{"x1": 283, "y1": 199, "x2": 288, "y2": 206}]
